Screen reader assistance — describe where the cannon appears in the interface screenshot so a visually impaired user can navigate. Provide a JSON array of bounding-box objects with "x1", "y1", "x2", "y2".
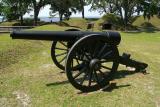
[{"x1": 10, "y1": 29, "x2": 148, "y2": 92}]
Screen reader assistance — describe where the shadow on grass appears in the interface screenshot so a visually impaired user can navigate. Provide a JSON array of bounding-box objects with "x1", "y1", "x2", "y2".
[
  {"x1": 77, "y1": 83, "x2": 131, "y2": 94},
  {"x1": 46, "y1": 80, "x2": 69, "y2": 86},
  {"x1": 101, "y1": 70, "x2": 141, "y2": 92},
  {"x1": 102, "y1": 83, "x2": 131, "y2": 92},
  {"x1": 46, "y1": 69, "x2": 146, "y2": 93},
  {"x1": 114, "y1": 70, "x2": 139, "y2": 79},
  {"x1": 124, "y1": 27, "x2": 160, "y2": 34}
]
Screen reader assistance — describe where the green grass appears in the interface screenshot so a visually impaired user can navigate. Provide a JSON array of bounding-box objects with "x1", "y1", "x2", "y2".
[
  {"x1": 0, "y1": 21, "x2": 19, "y2": 26},
  {"x1": 132, "y1": 15, "x2": 160, "y2": 28},
  {"x1": 64, "y1": 18, "x2": 88, "y2": 30},
  {"x1": 0, "y1": 24, "x2": 160, "y2": 107},
  {"x1": 31, "y1": 24, "x2": 76, "y2": 31}
]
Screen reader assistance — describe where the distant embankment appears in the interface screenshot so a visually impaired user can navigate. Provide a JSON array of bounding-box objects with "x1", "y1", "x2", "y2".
[
  {"x1": 0, "y1": 17, "x2": 60, "y2": 23},
  {"x1": 133, "y1": 15, "x2": 160, "y2": 29},
  {"x1": 0, "y1": 26, "x2": 35, "y2": 33}
]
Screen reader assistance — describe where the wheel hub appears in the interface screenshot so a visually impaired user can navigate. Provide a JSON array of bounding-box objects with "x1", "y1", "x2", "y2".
[{"x1": 89, "y1": 59, "x2": 101, "y2": 70}]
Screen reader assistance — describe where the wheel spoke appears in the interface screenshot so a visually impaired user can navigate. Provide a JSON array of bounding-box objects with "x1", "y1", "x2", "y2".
[
  {"x1": 88, "y1": 70, "x2": 93, "y2": 86},
  {"x1": 93, "y1": 43, "x2": 99, "y2": 57},
  {"x1": 84, "y1": 52, "x2": 91, "y2": 60},
  {"x1": 71, "y1": 59, "x2": 73, "y2": 68},
  {"x1": 73, "y1": 71, "x2": 84, "y2": 79},
  {"x1": 51, "y1": 41, "x2": 67, "y2": 70},
  {"x1": 80, "y1": 72, "x2": 88, "y2": 85},
  {"x1": 75, "y1": 57, "x2": 80, "y2": 65},
  {"x1": 55, "y1": 52, "x2": 67, "y2": 57},
  {"x1": 59, "y1": 42, "x2": 67, "y2": 48},
  {"x1": 93, "y1": 70, "x2": 100, "y2": 84},
  {"x1": 73, "y1": 56, "x2": 87, "y2": 62},
  {"x1": 55, "y1": 47, "x2": 68, "y2": 51},
  {"x1": 98, "y1": 69, "x2": 107, "y2": 78},
  {"x1": 97, "y1": 44, "x2": 107, "y2": 58},
  {"x1": 101, "y1": 65, "x2": 112, "y2": 70},
  {"x1": 73, "y1": 67, "x2": 87, "y2": 79},
  {"x1": 88, "y1": 44, "x2": 95, "y2": 57},
  {"x1": 101, "y1": 50, "x2": 112, "y2": 59},
  {"x1": 58, "y1": 55, "x2": 67, "y2": 63},
  {"x1": 81, "y1": 47, "x2": 91, "y2": 60}
]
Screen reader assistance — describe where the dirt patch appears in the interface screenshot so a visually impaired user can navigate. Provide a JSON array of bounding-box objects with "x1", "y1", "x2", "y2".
[
  {"x1": 156, "y1": 97, "x2": 160, "y2": 107},
  {"x1": 41, "y1": 64, "x2": 55, "y2": 69},
  {"x1": 13, "y1": 91, "x2": 31, "y2": 107},
  {"x1": 42, "y1": 51, "x2": 48, "y2": 56},
  {"x1": 0, "y1": 41, "x2": 45, "y2": 70},
  {"x1": 0, "y1": 49, "x2": 20, "y2": 69},
  {"x1": 0, "y1": 98, "x2": 10, "y2": 107}
]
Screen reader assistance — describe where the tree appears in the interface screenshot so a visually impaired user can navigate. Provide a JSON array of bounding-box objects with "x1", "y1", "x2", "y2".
[
  {"x1": 2, "y1": 0, "x2": 20, "y2": 21},
  {"x1": 79, "y1": 0, "x2": 85, "y2": 18},
  {"x1": 158, "y1": 6, "x2": 160, "y2": 17},
  {"x1": 89, "y1": 0, "x2": 116, "y2": 14},
  {"x1": 50, "y1": 0, "x2": 77, "y2": 21},
  {"x1": 0, "y1": 1, "x2": 5, "y2": 22},
  {"x1": 114, "y1": 0, "x2": 160, "y2": 24},
  {"x1": 17, "y1": 0, "x2": 32, "y2": 25},
  {"x1": 70, "y1": 0, "x2": 88, "y2": 18},
  {"x1": 30, "y1": 0, "x2": 48, "y2": 25},
  {"x1": 141, "y1": 0, "x2": 159, "y2": 20},
  {"x1": 116, "y1": 0, "x2": 138, "y2": 28},
  {"x1": 90, "y1": 0, "x2": 140, "y2": 29},
  {"x1": 1, "y1": 0, "x2": 31, "y2": 24},
  {"x1": 0, "y1": 1, "x2": 3, "y2": 15}
]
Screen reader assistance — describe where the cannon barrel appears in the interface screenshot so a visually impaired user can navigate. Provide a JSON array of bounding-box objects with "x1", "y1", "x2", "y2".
[{"x1": 10, "y1": 31, "x2": 121, "y2": 45}]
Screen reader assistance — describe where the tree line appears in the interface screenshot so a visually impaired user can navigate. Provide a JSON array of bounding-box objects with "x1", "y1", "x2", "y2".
[
  {"x1": 0, "y1": 0, "x2": 160, "y2": 27},
  {"x1": 0, "y1": 0, "x2": 86, "y2": 25}
]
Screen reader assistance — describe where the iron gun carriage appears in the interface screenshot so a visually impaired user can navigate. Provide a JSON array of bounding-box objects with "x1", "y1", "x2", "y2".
[{"x1": 10, "y1": 29, "x2": 148, "y2": 92}]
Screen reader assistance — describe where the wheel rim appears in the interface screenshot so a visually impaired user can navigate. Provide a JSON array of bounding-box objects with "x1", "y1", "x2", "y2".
[
  {"x1": 51, "y1": 41, "x2": 68, "y2": 70},
  {"x1": 51, "y1": 29, "x2": 80, "y2": 70},
  {"x1": 66, "y1": 34, "x2": 119, "y2": 92}
]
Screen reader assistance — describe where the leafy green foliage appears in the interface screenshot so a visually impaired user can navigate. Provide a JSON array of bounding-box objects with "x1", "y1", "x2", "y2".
[
  {"x1": 0, "y1": 1, "x2": 3, "y2": 15},
  {"x1": 95, "y1": 13, "x2": 123, "y2": 30},
  {"x1": 0, "y1": 0, "x2": 159, "y2": 30},
  {"x1": 50, "y1": 0, "x2": 80, "y2": 21},
  {"x1": 102, "y1": 13, "x2": 121, "y2": 24},
  {"x1": 89, "y1": 0, "x2": 115, "y2": 14},
  {"x1": 89, "y1": 0, "x2": 159, "y2": 29},
  {"x1": 2, "y1": 0, "x2": 19, "y2": 21},
  {"x1": 1, "y1": 0, "x2": 31, "y2": 23},
  {"x1": 142, "y1": 1, "x2": 158, "y2": 20},
  {"x1": 30, "y1": 0, "x2": 48, "y2": 25}
]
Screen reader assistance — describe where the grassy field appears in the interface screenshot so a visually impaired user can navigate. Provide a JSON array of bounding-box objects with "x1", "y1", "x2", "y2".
[
  {"x1": 0, "y1": 24, "x2": 160, "y2": 107},
  {"x1": 0, "y1": 21, "x2": 18, "y2": 26},
  {"x1": 132, "y1": 15, "x2": 160, "y2": 29}
]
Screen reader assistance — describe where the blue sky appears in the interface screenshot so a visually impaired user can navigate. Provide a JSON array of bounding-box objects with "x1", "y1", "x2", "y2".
[{"x1": 24, "y1": 5, "x2": 104, "y2": 18}]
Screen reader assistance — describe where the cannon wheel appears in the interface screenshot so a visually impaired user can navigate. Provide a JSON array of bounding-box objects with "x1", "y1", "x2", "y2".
[
  {"x1": 65, "y1": 34, "x2": 119, "y2": 92},
  {"x1": 51, "y1": 29, "x2": 80, "y2": 70}
]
